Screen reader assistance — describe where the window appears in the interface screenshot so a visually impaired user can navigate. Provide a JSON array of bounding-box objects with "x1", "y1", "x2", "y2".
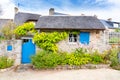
[
  {"x1": 69, "y1": 33, "x2": 77, "y2": 42},
  {"x1": 114, "y1": 23, "x2": 119, "y2": 28}
]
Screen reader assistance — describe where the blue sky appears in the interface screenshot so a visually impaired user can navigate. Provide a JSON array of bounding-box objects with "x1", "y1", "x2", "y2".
[
  {"x1": 0, "y1": 0, "x2": 120, "y2": 21},
  {"x1": 13, "y1": 0, "x2": 111, "y2": 12}
]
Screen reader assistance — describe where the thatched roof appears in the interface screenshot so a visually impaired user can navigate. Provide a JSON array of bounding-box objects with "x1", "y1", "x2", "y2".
[
  {"x1": 14, "y1": 12, "x2": 41, "y2": 25},
  {"x1": 36, "y1": 16, "x2": 105, "y2": 30},
  {"x1": 0, "y1": 19, "x2": 12, "y2": 29}
]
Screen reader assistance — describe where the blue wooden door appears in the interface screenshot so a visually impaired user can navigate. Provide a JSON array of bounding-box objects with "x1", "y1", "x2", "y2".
[
  {"x1": 22, "y1": 39, "x2": 36, "y2": 63},
  {"x1": 80, "y1": 32, "x2": 90, "y2": 44}
]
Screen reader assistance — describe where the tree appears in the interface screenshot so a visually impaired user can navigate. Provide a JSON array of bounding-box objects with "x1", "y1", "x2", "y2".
[{"x1": 1, "y1": 20, "x2": 16, "y2": 40}]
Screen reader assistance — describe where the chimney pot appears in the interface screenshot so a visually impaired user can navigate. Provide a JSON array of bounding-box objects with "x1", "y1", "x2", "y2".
[
  {"x1": 49, "y1": 8, "x2": 54, "y2": 15},
  {"x1": 94, "y1": 15, "x2": 97, "y2": 18},
  {"x1": 108, "y1": 18, "x2": 112, "y2": 21},
  {"x1": 14, "y1": 7, "x2": 18, "y2": 14},
  {"x1": 81, "y1": 13, "x2": 85, "y2": 16}
]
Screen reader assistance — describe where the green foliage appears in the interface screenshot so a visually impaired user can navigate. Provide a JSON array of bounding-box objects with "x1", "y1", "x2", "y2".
[
  {"x1": 1, "y1": 20, "x2": 16, "y2": 39},
  {"x1": 70, "y1": 30, "x2": 80, "y2": 35},
  {"x1": 115, "y1": 28, "x2": 120, "y2": 32},
  {"x1": 0, "y1": 56, "x2": 14, "y2": 69},
  {"x1": 14, "y1": 22, "x2": 35, "y2": 38},
  {"x1": 90, "y1": 51, "x2": 104, "y2": 64},
  {"x1": 66, "y1": 53, "x2": 91, "y2": 66},
  {"x1": 109, "y1": 48, "x2": 119, "y2": 67},
  {"x1": 74, "y1": 48, "x2": 87, "y2": 54},
  {"x1": 33, "y1": 32, "x2": 68, "y2": 52},
  {"x1": 31, "y1": 50, "x2": 66, "y2": 69},
  {"x1": 109, "y1": 37, "x2": 120, "y2": 43},
  {"x1": 0, "y1": 36, "x2": 5, "y2": 41},
  {"x1": 31, "y1": 48, "x2": 110, "y2": 69}
]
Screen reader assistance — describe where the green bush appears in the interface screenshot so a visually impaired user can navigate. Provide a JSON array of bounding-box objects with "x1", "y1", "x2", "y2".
[
  {"x1": 90, "y1": 51, "x2": 104, "y2": 64},
  {"x1": 109, "y1": 48, "x2": 119, "y2": 67},
  {"x1": 115, "y1": 28, "x2": 120, "y2": 32},
  {"x1": 31, "y1": 48, "x2": 110, "y2": 69},
  {"x1": 31, "y1": 50, "x2": 60, "y2": 69},
  {"x1": 109, "y1": 37, "x2": 120, "y2": 43},
  {"x1": 0, "y1": 56, "x2": 14, "y2": 69},
  {"x1": 66, "y1": 53, "x2": 91, "y2": 66},
  {"x1": 74, "y1": 48, "x2": 87, "y2": 54}
]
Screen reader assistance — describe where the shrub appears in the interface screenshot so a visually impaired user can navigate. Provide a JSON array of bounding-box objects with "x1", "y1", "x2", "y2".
[
  {"x1": 1, "y1": 20, "x2": 16, "y2": 40},
  {"x1": 31, "y1": 48, "x2": 111, "y2": 69},
  {"x1": 56, "y1": 52, "x2": 68, "y2": 65},
  {"x1": 65, "y1": 48, "x2": 91, "y2": 66},
  {"x1": 0, "y1": 56, "x2": 14, "y2": 69},
  {"x1": 90, "y1": 51, "x2": 104, "y2": 64},
  {"x1": 109, "y1": 48, "x2": 119, "y2": 67},
  {"x1": 74, "y1": 48, "x2": 87, "y2": 54},
  {"x1": 109, "y1": 37, "x2": 120, "y2": 43},
  {"x1": 115, "y1": 28, "x2": 120, "y2": 32},
  {"x1": 31, "y1": 50, "x2": 60, "y2": 69}
]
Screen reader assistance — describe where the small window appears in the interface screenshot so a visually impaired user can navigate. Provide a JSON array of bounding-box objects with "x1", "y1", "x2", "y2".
[
  {"x1": 69, "y1": 33, "x2": 77, "y2": 42},
  {"x1": 23, "y1": 39, "x2": 29, "y2": 44},
  {"x1": 114, "y1": 23, "x2": 119, "y2": 28}
]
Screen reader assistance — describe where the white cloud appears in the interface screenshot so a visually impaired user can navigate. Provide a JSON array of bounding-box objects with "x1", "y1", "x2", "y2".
[
  {"x1": 64, "y1": 0, "x2": 120, "y2": 22},
  {"x1": 0, "y1": 0, "x2": 120, "y2": 22},
  {"x1": 0, "y1": 0, "x2": 15, "y2": 19}
]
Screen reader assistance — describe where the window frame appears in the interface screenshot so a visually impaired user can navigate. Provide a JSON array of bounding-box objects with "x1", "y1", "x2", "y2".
[{"x1": 69, "y1": 33, "x2": 78, "y2": 43}]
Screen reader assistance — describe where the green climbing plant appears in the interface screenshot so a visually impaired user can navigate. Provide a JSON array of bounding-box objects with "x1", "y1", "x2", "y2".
[
  {"x1": 33, "y1": 32, "x2": 68, "y2": 52},
  {"x1": 14, "y1": 22, "x2": 36, "y2": 38}
]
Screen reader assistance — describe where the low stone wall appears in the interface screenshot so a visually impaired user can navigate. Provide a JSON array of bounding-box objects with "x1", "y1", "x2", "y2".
[
  {"x1": 54, "y1": 64, "x2": 110, "y2": 70},
  {"x1": 0, "y1": 40, "x2": 22, "y2": 65}
]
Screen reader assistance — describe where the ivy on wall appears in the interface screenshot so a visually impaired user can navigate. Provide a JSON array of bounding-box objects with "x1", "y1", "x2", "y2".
[
  {"x1": 14, "y1": 22, "x2": 35, "y2": 38},
  {"x1": 33, "y1": 32, "x2": 68, "y2": 52}
]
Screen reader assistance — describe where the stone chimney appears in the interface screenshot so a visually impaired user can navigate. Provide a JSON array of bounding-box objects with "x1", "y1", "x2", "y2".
[
  {"x1": 14, "y1": 7, "x2": 18, "y2": 14},
  {"x1": 81, "y1": 13, "x2": 85, "y2": 16},
  {"x1": 108, "y1": 18, "x2": 112, "y2": 21},
  {"x1": 94, "y1": 15, "x2": 97, "y2": 18},
  {"x1": 49, "y1": 8, "x2": 54, "y2": 15}
]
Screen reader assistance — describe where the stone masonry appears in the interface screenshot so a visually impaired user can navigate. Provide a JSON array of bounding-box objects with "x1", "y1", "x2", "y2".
[{"x1": 0, "y1": 40, "x2": 22, "y2": 65}]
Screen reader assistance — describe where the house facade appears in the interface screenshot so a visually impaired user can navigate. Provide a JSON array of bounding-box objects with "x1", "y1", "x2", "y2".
[
  {"x1": 0, "y1": 8, "x2": 113, "y2": 64},
  {"x1": 35, "y1": 16, "x2": 107, "y2": 52}
]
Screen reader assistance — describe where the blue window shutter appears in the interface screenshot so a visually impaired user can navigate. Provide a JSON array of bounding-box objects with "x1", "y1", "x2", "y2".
[{"x1": 79, "y1": 32, "x2": 90, "y2": 44}]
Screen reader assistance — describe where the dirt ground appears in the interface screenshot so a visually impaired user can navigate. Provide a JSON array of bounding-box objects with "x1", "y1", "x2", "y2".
[{"x1": 0, "y1": 68, "x2": 120, "y2": 80}]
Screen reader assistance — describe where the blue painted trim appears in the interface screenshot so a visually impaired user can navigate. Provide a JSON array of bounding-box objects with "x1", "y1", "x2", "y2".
[
  {"x1": 7, "y1": 45, "x2": 12, "y2": 51},
  {"x1": 79, "y1": 32, "x2": 90, "y2": 44},
  {"x1": 22, "y1": 39, "x2": 36, "y2": 63}
]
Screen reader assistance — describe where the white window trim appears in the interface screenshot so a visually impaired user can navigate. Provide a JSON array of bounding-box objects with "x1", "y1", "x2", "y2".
[{"x1": 68, "y1": 33, "x2": 78, "y2": 43}]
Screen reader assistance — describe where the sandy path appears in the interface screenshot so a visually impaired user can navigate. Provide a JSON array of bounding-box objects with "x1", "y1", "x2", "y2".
[{"x1": 0, "y1": 68, "x2": 120, "y2": 80}]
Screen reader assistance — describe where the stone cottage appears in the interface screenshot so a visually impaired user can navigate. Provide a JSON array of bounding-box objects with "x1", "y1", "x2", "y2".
[{"x1": 35, "y1": 15, "x2": 106, "y2": 52}]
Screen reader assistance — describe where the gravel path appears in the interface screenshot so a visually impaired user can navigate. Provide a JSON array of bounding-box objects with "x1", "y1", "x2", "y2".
[{"x1": 0, "y1": 68, "x2": 120, "y2": 80}]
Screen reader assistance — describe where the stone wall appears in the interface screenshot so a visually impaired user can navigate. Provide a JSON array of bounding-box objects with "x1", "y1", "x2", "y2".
[
  {"x1": 0, "y1": 40, "x2": 22, "y2": 65},
  {"x1": 57, "y1": 31, "x2": 110, "y2": 53}
]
